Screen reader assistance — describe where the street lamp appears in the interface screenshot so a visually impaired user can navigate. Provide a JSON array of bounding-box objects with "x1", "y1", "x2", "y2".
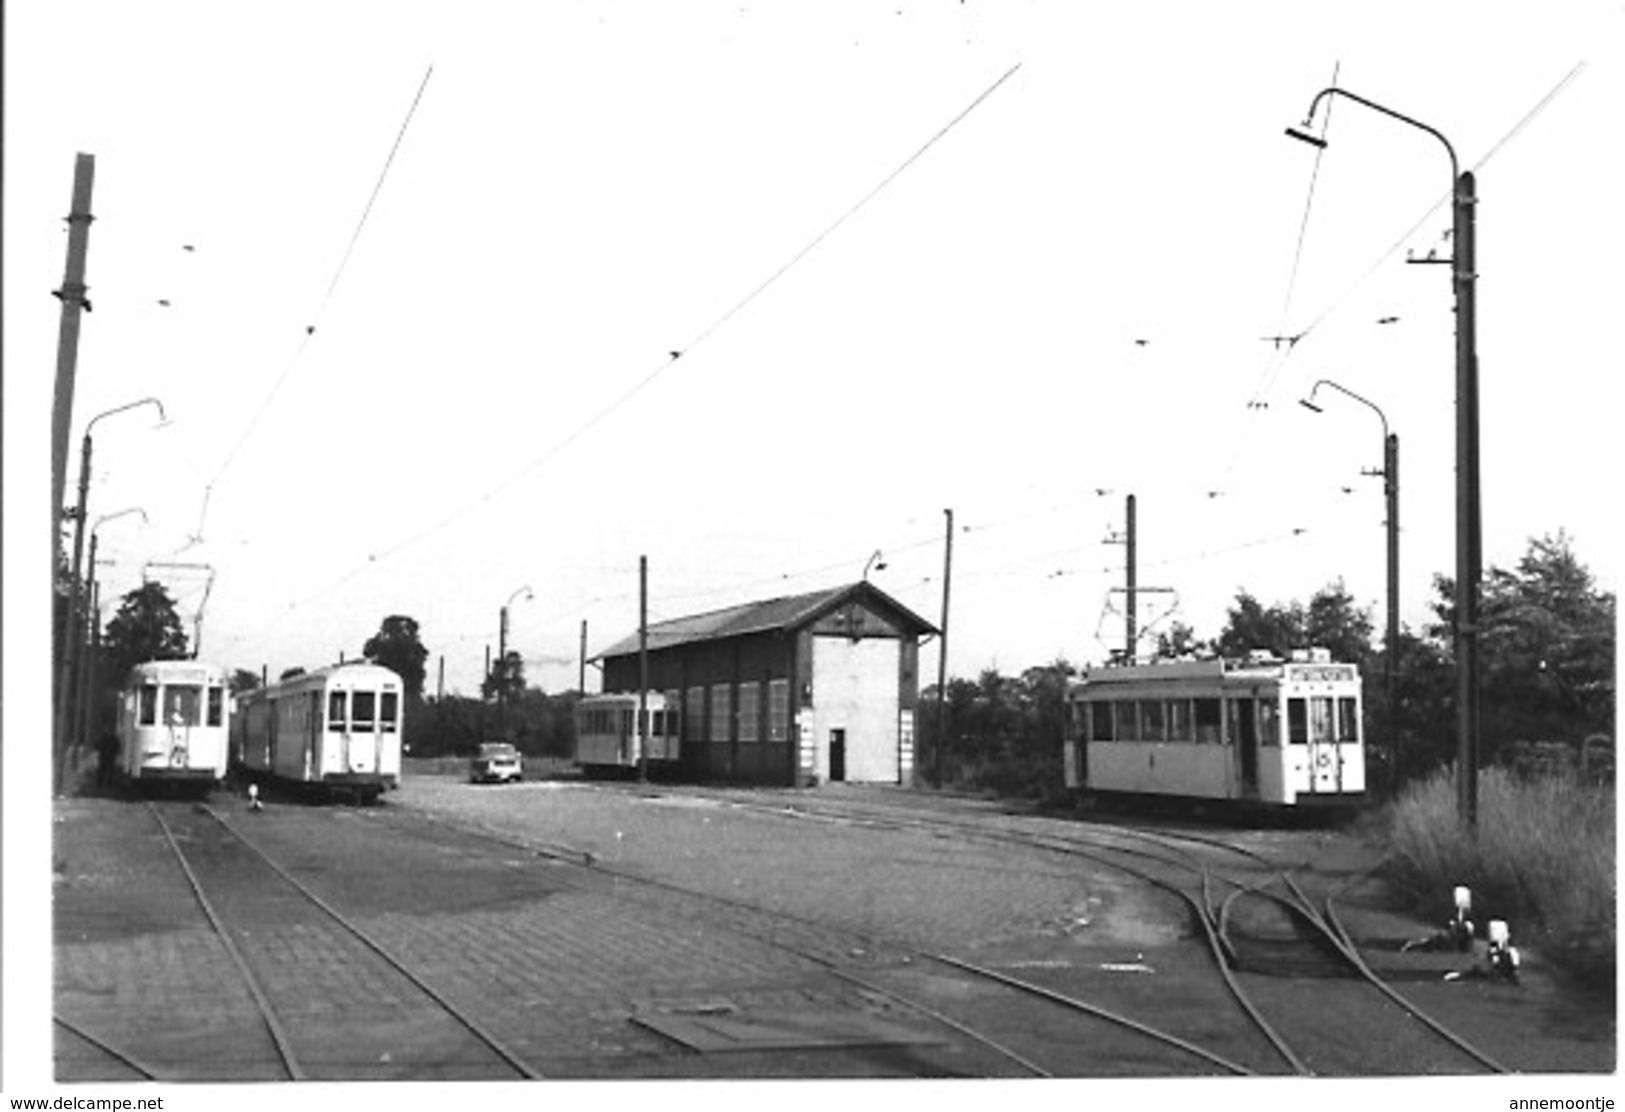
[
  {"x1": 1300, "y1": 379, "x2": 1400, "y2": 794},
  {"x1": 1287, "y1": 87, "x2": 1480, "y2": 829},
  {"x1": 497, "y1": 585, "x2": 533, "y2": 713},
  {"x1": 56, "y1": 396, "x2": 166, "y2": 793},
  {"x1": 862, "y1": 550, "x2": 887, "y2": 582},
  {"x1": 78, "y1": 508, "x2": 148, "y2": 759}
]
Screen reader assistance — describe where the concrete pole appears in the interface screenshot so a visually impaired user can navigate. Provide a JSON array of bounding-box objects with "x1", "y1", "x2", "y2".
[
  {"x1": 638, "y1": 556, "x2": 649, "y2": 784},
  {"x1": 52, "y1": 153, "x2": 96, "y2": 559},
  {"x1": 935, "y1": 508, "x2": 953, "y2": 787},
  {"x1": 1125, "y1": 494, "x2": 1138, "y2": 664},
  {"x1": 1385, "y1": 432, "x2": 1401, "y2": 794},
  {"x1": 1454, "y1": 171, "x2": 1481, "y2": 831}
]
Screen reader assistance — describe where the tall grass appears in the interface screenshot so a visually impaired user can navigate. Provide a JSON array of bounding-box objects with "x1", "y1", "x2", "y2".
[{"x1": 1382, "y1": 765, "x2": 1615, "y2": 987}]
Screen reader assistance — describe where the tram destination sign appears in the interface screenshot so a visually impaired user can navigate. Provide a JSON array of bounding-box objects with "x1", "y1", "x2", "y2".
[{"x1": 1287, "y1": 664, "x2": 1356, "y2": 684}]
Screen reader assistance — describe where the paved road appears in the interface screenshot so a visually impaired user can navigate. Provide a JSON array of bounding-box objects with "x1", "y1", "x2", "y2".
[{"x1": 51, "y1": 775, "x2": 1615, "y2": 1084}]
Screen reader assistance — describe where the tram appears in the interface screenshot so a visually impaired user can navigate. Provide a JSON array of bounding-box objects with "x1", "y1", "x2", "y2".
[
  {"x1": 233, "y1": 661, "x2": 403, "y2": 802},
  {"x1": 116, "y1": 659, "x2": 231, "y2": 791},
  {"x1": 573, "y1": 691, "x2": 681, "y2": 775},
  {"x1": 1063, "y1": 649, "x2": 1366, "y2": 810}
]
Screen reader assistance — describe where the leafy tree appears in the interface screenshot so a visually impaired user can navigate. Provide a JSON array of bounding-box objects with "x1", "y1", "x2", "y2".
[
  {"x1": 230, "y1": 669, "x2": 262, "y2": 694},
  {"x1": 481, "y1": 651, "x2": 527, "y2": 703},
  {"x1": 1427, "y1": 531, "x2": 1615, "y2": 763},
  {"x1": 1212, "y1": 582, "x2": 1374, "y2": 667},
  {"x1": 1153, "y1": 620, "x2": 1209, "y2": 659},
  {"x1": 363, "y1": 615, "x2": 429, "y2": 702},
  {"x1": 279, "y1": 666, "x2": 306, "y2": 681},
  {"x1": 101, "y1": 581, "x2": 189, "y2": 684}
]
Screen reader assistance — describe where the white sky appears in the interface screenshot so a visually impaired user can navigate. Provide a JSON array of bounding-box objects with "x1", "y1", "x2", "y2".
[{"x1": 5, "y1": 3, "x2": 1624, "y2": 1091}]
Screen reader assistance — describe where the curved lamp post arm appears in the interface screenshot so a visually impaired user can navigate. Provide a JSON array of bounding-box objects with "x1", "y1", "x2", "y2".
[
  {"x1": 1296, "y1": 87, "x2": 1459, "y2": 181},
  {"x1": 1303, "y1": 378, "x2": 1389, "y2": 446}
]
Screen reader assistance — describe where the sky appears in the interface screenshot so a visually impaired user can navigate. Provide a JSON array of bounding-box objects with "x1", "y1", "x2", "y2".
[{"x1": 5, "y1": 0, "x2": 1623, "y2": 1097}]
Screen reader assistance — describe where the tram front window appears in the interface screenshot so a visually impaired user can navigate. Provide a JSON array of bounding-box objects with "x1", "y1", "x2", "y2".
[{"x1": 163, "y1": 684, "x2": 203, "y2": 727}]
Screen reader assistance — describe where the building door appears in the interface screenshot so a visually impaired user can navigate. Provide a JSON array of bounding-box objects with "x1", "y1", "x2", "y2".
[{"x1": 829, "y1": 729, "x2": 847, "y2": 782}]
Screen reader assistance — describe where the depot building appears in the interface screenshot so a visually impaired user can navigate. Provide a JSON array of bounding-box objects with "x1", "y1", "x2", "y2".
[{"x1": 594, "y1": 581, "x2": 938, "y2": 787}]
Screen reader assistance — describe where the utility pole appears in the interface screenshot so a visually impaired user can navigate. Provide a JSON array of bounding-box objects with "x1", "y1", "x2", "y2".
[
  {"x1": 1385, "y1": 432, "x2": 1401, "y2": 793},
  {"x1": 1455, "y1": 170, "x2": 1482, "y2": 831},
  {"x1": 437, "y1": 655, "x2": 445, "y2": 701},
  {"x1": 578, "y1": 619, "x2": 588, "y2": 694},
  {"x1": 935, "y1": 509, "x2": 953, "y2": 787},
  {"x1": 52, "y1": 153, "x2": 96, "y2": 561},
  {"x1": 498, "y1": 605, "x2": 509, "y2": 711},
  {"x1": 1125, "y1": 494, "x2": 1138, "y2": 663},
  {"x1": 638, "y1": 556, "x2": 649, "y2": 784}
]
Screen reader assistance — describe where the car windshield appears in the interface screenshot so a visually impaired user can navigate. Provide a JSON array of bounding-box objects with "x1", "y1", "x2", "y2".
[{"x1": 478, "y1": 744, "x2": 517, "y2": 759}]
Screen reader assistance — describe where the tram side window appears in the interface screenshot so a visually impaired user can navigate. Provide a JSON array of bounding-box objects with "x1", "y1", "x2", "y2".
[
  {"x1": 1195, "y1": 698, "x2": 1222, "y2": 744},
  {"x1": 1140, "y1": 700, "x2": 1165, "y2": 741},
  {"x1": 1166, "y1": 699, "x2": 1192, "y2": 742},
  {"x1": 208, "y1": 685, "x2": 224, "y2": 727},
  {"x1": 352, "y1": 691, "x2": 377, "y2": 732},
  {"x1": 1114, "y1": 700, "x2": 1140, "y2": 742},
  {"x1": 1087, "y1": 702, "x2": 1114, "y2": 742},
  {"x1": 381, "y1": 692, "x2": 399, "y2": 733},
  {"x1": 1337, "y1": 696, "x2": 1359, "y2": 743},
  {"x1": 1287, "y1": 698, "x2": 1307, "y2": 744},
  {"x1": 329, "y1": 691, "x2": 347, "y2": 731},
  {"x1": 139, "y1": 683, "x2": 159, "y2": 726},
  {"x1": 1258, "y1": 700, "x2": 1280, "y2": 746}
]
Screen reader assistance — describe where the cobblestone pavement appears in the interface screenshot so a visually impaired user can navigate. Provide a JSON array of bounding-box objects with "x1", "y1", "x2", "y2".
[{"x1": 51, "y1": 777, "x2": 1615, "y2": 1086}]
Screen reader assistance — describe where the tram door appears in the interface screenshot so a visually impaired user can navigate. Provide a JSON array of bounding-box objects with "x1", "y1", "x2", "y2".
[{"x1": 1234, "y1": 699, "x2": 1259, "y2": 797}]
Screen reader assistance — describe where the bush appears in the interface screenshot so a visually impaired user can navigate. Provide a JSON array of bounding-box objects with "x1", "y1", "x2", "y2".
[{"x1": 1381, "y1": 765, "x2": 1615, "y2": 986}]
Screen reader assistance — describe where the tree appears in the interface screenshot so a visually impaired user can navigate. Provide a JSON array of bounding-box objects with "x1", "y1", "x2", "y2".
[
  {"x1": 1427, "y1": 531, "x2": 1615, "y2": 762},
  {"x1": 481, "y1": 651, "x2": 527, "y2": 703},
  {"x1": 101, "y1": 581, "x2": 189, "y2": 684},
  {"x1": 230, "y1": 669, "x2": 262, "y2": 694},
  {"x1": 1153, "y1": 620, "x2": 1209, "y2": 659},
  {"x1": 363, "y1": 615, "x2": 429, "y2": 702},
  {"x1": 1212, "y1": 582, "x2": 1375, "y2": 667}
]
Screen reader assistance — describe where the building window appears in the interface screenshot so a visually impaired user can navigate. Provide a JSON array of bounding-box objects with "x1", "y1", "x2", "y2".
[
  {"x1": 686, "y1": 687, "x2": 705, "y2": 742},
  {"x1": 737, "y1": 682, "x2": 760, "y2": 743},
  {"x1": 768, "y1": 679, "x2": 790, "y2": 742},
  {"x1": 709, "y1": 684, "x2": 731, "y2": 743}
]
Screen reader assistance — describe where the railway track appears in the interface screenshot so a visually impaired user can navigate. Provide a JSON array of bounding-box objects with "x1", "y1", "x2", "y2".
[
  {"x1": 392, "y1": 799, "x2": 1278, "y2": 1076},
  {"x1": 143, "y1": 800, "x2": 546, "y2": 1081},
  {"x1": 568, "y1": 782, "x2": 1514, "y2": 1076}
]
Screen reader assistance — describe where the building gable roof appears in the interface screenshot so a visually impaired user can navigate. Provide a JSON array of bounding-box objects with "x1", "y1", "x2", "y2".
[{"x1": 594, "y1": 581, "x2": 937, "y2": 661}]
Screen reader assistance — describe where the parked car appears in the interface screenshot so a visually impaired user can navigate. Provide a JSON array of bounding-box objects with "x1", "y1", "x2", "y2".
[{"x1": 469, "y1": 742, "x2": 523, "y2": 784}]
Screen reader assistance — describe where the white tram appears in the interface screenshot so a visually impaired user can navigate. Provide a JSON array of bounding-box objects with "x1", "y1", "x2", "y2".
[
  {"x1": 1063, "y1": 649, "x2": 1366, "y2": 809},
  {"x1": 573, "y1": 691, "x2": 681, "y2": 774},
  {"x1": 233, "y1": 661, "x2": 403, "y2": 802},
  {"x1": 117, "y1": 659, "x2": 231, "y2": 791}
]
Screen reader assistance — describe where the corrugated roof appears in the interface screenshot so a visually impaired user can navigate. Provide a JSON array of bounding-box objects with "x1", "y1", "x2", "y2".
[{"x1": 594, "y1": 582, "x2": 935, "y2": 660}]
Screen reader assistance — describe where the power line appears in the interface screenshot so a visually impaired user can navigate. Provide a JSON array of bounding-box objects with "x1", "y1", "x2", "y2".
[
  {"x1": 294, "y1": 61, "x2": 1025, "y2": 608},
  {"x1": 200, "y1": 66, "x2": 435, "y2": 522}
]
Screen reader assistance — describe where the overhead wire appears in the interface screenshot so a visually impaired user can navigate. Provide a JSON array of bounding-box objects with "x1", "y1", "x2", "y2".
[
  {"x1": 196, "y1": 65, "x2": 435, "y2": 537},
  {"x1": 294, "y1": 61, "x2": 1025, "y2": 608}
]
